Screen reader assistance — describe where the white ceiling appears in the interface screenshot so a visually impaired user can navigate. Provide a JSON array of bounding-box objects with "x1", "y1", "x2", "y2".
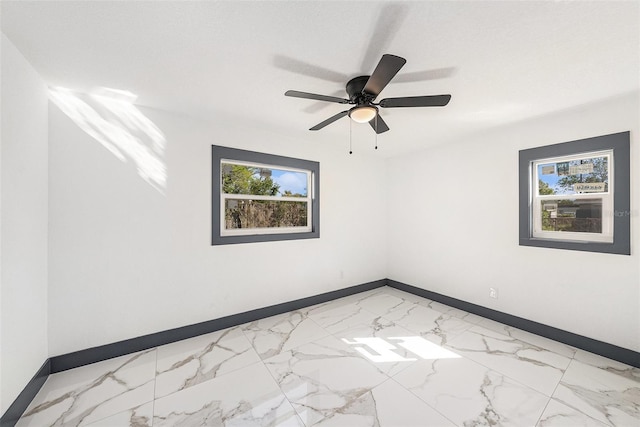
[{"x1": 2, "y1": 1, "x2": 639, "y2": 157}]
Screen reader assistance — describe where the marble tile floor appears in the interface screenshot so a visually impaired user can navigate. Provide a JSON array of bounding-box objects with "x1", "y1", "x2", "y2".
[{"x1": 16, "y1": 286, "x2": 639, "y2": 426}]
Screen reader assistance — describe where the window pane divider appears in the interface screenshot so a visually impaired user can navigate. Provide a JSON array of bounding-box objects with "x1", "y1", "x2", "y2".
[
  {"x1": 535, "y1": 193, "x2": 611, "y2": 200},
  {"x1": 223, "y1": 194, "x2": 310, "y2": 202},
  {"x1": 221, "y1": 159, "x2": 310, "y2": 175}
]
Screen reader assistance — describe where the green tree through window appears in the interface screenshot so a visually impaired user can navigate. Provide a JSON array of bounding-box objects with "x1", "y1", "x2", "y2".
[
  {"x1": 222, "y1": 165, "x2": 280, "y2": 196},
  {"x1": 538, "y1": 179, "x2": 555, "y2": 195}
]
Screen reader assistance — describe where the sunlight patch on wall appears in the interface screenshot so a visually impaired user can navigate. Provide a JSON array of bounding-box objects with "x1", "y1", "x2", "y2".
[{"x1": 49, "y1": 87, "x2": 167, "y2": 193}]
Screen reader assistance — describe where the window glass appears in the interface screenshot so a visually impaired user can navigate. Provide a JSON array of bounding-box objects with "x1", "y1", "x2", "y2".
[
  {"x1": 532, "y1": 150, "x2": 612, "y2": 243},
  {"x1": 539, "y1": 198, "x2": 603, "y2": 234},
  {"x1": 221, "y1": 163, "x2": 308, "y2": 197},
  {"x1": 224, "y1": 199, "x2": 308, "y2": 230},
  {"x1": 220, "y1": 161, "x2": 311, "y2": 235},
  {"x1": 537, "y1": 154, "x2": 609, "y2": 196}
]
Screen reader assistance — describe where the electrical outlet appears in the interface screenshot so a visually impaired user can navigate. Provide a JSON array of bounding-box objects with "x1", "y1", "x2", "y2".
[{"x1": 489, "y1": 288, "x2": 499, "y2": 299}]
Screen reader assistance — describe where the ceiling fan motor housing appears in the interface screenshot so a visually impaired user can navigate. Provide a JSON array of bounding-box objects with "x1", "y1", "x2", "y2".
[{"x1": 346, "y1": 76, "x2": 373, "y2": 104}]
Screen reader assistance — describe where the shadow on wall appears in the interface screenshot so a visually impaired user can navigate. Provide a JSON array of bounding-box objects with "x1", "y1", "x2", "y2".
[{"x1": 49, "y1": 87, "x2": 167, "y2": 193}]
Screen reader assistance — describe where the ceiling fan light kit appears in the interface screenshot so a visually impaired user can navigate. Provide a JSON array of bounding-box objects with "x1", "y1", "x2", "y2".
[
  {"x1": 285, "y1": 54, "x2": 452, "y2": 140},
  {"x1": 349, "y1": 106, "x2": 377, "y2": 123}
]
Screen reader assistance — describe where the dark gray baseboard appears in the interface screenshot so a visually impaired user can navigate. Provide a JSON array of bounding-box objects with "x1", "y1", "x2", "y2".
[
  {"x1": 4, "y1": 277, "x2": 638, "y2": 426},
  {"x1": 50, "y1": 279, "x2": 385, "y2": 373},
  {"x1": 387, "y1": 279, "x2": 640, "y2": 368},
  {"x1": 0, "y1": 279, "x2": 385, "y2": 426},
  {"x1": 0, "y1": 359, "x2": 50, "y2": 427}
]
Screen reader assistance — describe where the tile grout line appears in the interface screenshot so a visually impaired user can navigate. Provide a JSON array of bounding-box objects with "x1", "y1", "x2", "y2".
[
  {"x1": 151, "y1": 347, "x2": 158, "y2": 427},
  {"x1": 542, "y1": 357, "x2": 611, "y2": 427},
  {"x1": 386, "y1": 372, "x2": 459, "y2": 427},
  {"x1": 253, "y1": 324, "x2": 312, "y2": 427},
  {"x1": 442, "y1": 333, "x2": 570, "y2": 402},
  {"x1": 533, "y1": 354, "x2": 571, "y2": 427}
]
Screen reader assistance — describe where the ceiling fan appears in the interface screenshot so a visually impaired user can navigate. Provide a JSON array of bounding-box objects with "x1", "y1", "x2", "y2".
[{"x1": 285, "y1": 54, "x2": 451, "y2": 134}]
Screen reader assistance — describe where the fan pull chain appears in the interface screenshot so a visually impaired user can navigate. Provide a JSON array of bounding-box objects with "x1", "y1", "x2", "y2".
[
  {"x1": 375, "y1": 114, "x2": 378, "y2": 150},
  {"x1": 349, "y1": 118, "x2": 353, "y2": 154}
]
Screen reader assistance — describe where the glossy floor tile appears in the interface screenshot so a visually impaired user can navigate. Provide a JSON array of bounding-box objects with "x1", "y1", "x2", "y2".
[
  {"x1": 154, "y1": 326, "x2": 262, "y2": 399},
  {"x1": 17, "y1": 286, "x2": 639, "y2": 426},
  {"x1": 17, "y1": 350, "x2": 156, "y2": 426}
]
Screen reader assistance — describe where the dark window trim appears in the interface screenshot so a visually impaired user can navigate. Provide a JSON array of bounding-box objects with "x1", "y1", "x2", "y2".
[
  {"x1": 212, "y1": 145, "x2": 320, "y2": 245},
  {"x1": 518, "y1": 131, "x2": 630, "y2": 255}
]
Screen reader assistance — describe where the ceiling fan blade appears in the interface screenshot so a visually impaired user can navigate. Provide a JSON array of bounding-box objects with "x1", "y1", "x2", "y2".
[
  {"x1": 362, "y1": 54, "x2": 407, "y2": 98},
  {"x1": 285, "y1": 90, "x2": 349, "y2": 104},
  {"x1": 369, "y1": 115, "x2": 390, "y2": 134},
  {"x1": 379, "y1": 94, "x2": 451, "y2": 108},
  {"x1": 309, "y1": 110, "x2": 349, "y2": 131}
]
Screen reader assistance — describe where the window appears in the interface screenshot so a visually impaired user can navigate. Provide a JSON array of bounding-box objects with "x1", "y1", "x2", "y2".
[
  {"x1": 212, "y1": 146, "x2": 319, "y2": 245},
  {"x1": 519, "y1": 132, "x2": 630, "y2": 255}
]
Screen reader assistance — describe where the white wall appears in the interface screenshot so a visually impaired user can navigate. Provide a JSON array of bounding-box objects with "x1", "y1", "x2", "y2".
[
  {"x1": 0, "y1": 33, "x2": 49, "y2": 414},
  {"x1": 387, "y1": 92, "x2": 640, "y2": 352},
  {"x1": 45, "y1": 88, "x2": 640, "y2": 356},
  {"x1": 47, "y1": 101, "x2": 387, "y2": 356}
]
